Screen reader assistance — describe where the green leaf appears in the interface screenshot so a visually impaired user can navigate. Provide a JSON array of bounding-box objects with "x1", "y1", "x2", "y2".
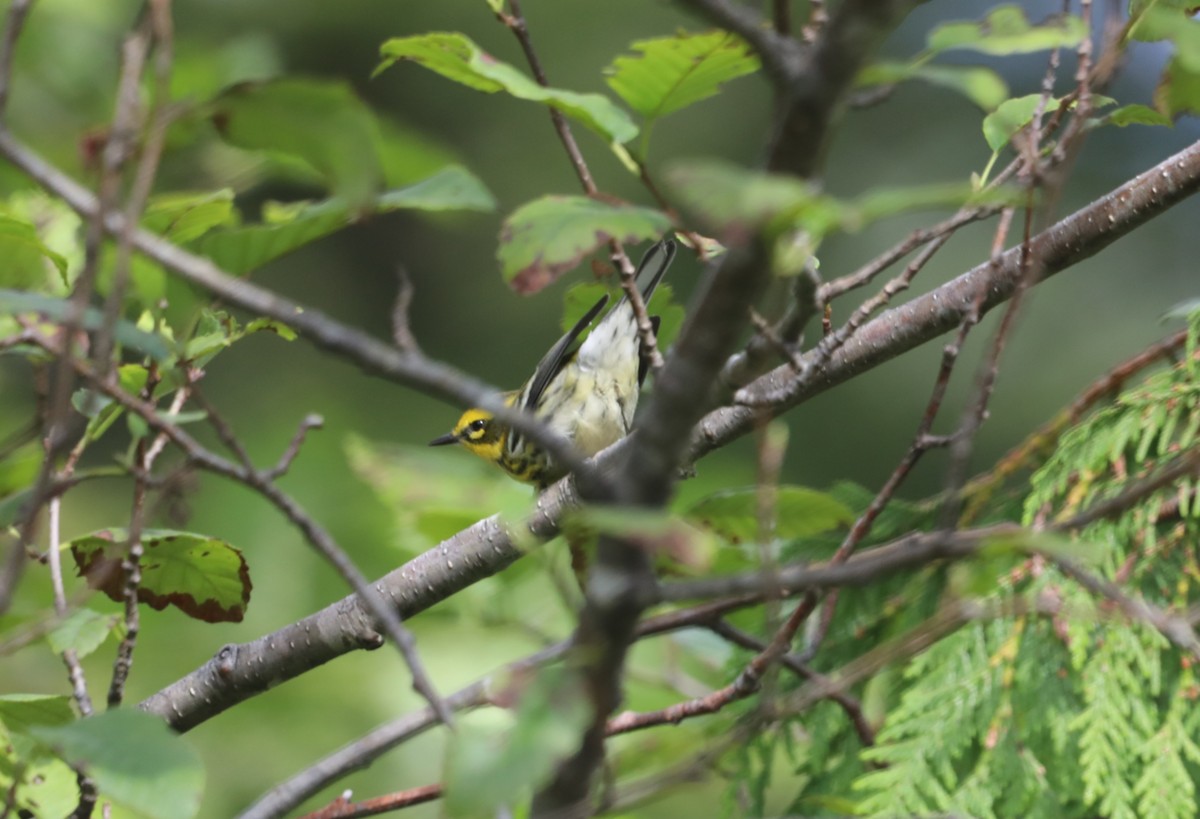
[
  {"x1": 198, "y1": 166, "x2": 493, "y2": 274},
  {"x1": 0, "y1": 694, "x2": 76, "y2": 763},
  {"x1": 444, "y1": 667, "x2": 591, "y2": 815},
  {"x1": 377, "y1": 33, "x2": 637, "y2": 144},
  {"x1": 857, "y1": 62, "x2": 1009, "y2": 111},
  {"x1": 927, "y1": 5, "x2": 1088, "y2": 55},
  {"x1": 346, "y1": 436, "x2": 532, "y2": 556},
  {"x1": 1157, "y1": 52, "x2": 1200, "y2": 118},
  {"x1": 1128, "y1": 2, "x2": 1200, "y2": 44},
  {"x1": 142, "y1": 189, "x2": 239, "y2": 243},
  {"x1": 983, "y1": 93, "x2": 1117, "y2": 151},
  {"x1": 0, "y1": 290, "x2": 171, "y2": 361},
  {"x1": 0, "y1": 487, "x2": 32, "y2": 530},
  {"x1": 210, "y1": 78, "x2": 384, "y2": 208},
  {"x1": 72, "y1": 363, "x2": 150, "y2": 444},
  {"x1": 497, "y1": 196, "x2": 670, "y2": 293},
  {"x1": 375, "y1": 164, "x2": 496, "y2": 212},
  {"x1": 373, "y1": 116, "x2": 463, "y2": 187},
  {"x1": 46, "y1": 608, "x2": 121, "y2": 658},
  {"x1": 1105, "y1": 103, "x2": 1174, "y2": 127},
  {"x1": 686, "y1": 486, "x2": 855, "y2": 544},
  {"x1": 1162, "y1": 297, "x2": 1200, "y2": 321},
  {"x1": 0, "y1": 694, "x2": 75, "y2": 744},
  {"x1": 0, "y1": 753, "x2": 78, "y2": 819},
  {"x1": 176, "y1": 308, "x2": 295, "y2": 373},
  {"x1": 982, "y1": 93, "x2": 1058, "y2": 151},
  {"x1": 1, "y1": 191, "x2": 83, "y2": 292},
  {"x1": 0, "y1": 215, "x2": 69, "y2": 289},
  {"x1": 69, "y1": 529, "x2": 252, "y2": 623},
  {"x1": 666, "y1": 159, "x2": 838, "y2": 239},
  {"x1": 30, "y1": 709, "x2": 204, "y2": 819},
  {"x1": 604, "y1": 30, "x2": 759, "y2": 122}
]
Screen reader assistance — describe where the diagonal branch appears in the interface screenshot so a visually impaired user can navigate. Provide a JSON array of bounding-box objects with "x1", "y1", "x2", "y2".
[
  {"x1": 692, "y1": 138, "x2": 1200, "y2": 464},
  {"x1": 134, "y1": 137, "x2": 1200, "y2": 738},
  {"x1": 0, "y1": 126, "x2": 602, "y2": 491}
]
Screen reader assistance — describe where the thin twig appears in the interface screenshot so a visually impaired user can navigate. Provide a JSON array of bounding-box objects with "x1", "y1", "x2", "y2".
[
  {"x1": 0, "y1": 124, "x2": 602, "y2": 492},
  {"x1": 237, "y1": 598, "x2": 773, "y2": 819},
  {"x1": 0, "y1": 0, "x2": 33, "y2": 120},
  {"x1": 297, "y1": 784, "x2": 443, "y2": 819},
  {"x1": 706, "y1": 619, "x2": 876, "y2": 745},
  {"x1": 690, "y1": 139, "x2": 1200, "y2": 466},
  {"x1": 819, "y1": 206, "x2": 1002, "y2": 302},
  {"x1": 29, "y1": 332, "x2": 458, "y2": 729},
  {"x1": 106, "y1": 380, "x2": 185, "y2": 708},
  {"x1": 390, "y1": 266, "x2": 420, "y2": 353},
  {"x1": 800, "y1": 288, "x2": 989, "y2": 658},
  {"x1": 1053, "y1": 556, "x2": 1200, "y2": 660},
  {"x1": 96, "y1": 0, "x2": 177, "y2": 375},
  {"x1": 721, "y1": 262, "x2": 820, "y2": 388},
  {"x1": 265, "y1": 414, "x2": 324, "y2": 480},
  {"x1": 497, "y1": 0, "x2": 663, "y2": 375},
  {"x1": 1055, "y1": 444, "x2": 1200, "y2": 533},
  {"x1": 740, "y1": 232, "x2": 952, "y2": 407},
  {"x1": 47, "y1": 493, "x2": 94, "y2": 718},
  {"x1": 961, "y1": 329, "x2": 1190, "y2": 523}
]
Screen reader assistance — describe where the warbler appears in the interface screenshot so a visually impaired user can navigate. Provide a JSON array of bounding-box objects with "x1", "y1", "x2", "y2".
[{"x1": 429, "y1": 237, "x2": 678, "y2": 488}]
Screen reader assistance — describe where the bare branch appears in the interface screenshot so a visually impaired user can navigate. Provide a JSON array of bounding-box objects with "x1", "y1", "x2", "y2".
[
  {"x1": 692, "y1": 139, "x2": 1200, "y2": 465},
  {"x1": 0, "y1": 0, "x2": 33, "y2": 120},
  {"x1": 1053, "y1": 556, "x2": 1200, "y2": 660},
  {"x1": 240, "y1": 595, "x2": 773, "y2": 818},
  {"x1": 297, "y1": 784, "x2": 443, "y2": 819},
  {"x1": 264, "y1": 414, "x2": 324, "y2": 481},
  {"x1": 497, "y1": 0, "x2": 663, "y2": 375},
  {"x1": 819, "y1": 205, "x2": 1002, "y2": 302},
  {"x1": 962, "y1": 329, "x2": 1190, "y2": 522},
  {"x1": 531, "y1": 3, "x2": 927, "y2": 813},
  {"x1": 390, "y1": 266, "x2": 420, "y2": 353},
  {"x1": 24, "y1": 334, "x2": 459, "y2": 729},
  {"x1": 0, "y1": 128, "x2": 602, "y2": 490}
]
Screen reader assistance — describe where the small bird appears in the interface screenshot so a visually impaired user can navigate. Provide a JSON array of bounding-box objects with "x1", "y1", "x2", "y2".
[{"x1": 430, "y1": 237, "x2": 678, "y2": 489}]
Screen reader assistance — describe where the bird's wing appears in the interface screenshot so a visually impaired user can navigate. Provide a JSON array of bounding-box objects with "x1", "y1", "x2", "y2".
[
  {"x1": 506, "y1": 292, "x2": 609, "y2": 456},
  {"x1": 632, "y1": 236, "x2": 677, "y2": 304}
]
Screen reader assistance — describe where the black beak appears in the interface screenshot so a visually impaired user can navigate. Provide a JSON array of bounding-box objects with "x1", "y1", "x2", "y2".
[{"x1": 428, "y1": 432, "x2": 459, "y2": 447}]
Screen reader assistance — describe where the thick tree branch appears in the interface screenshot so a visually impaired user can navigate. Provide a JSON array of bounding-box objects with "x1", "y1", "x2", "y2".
[
  {"x1": 692, "y1": 138, "x2": 1200, "y2": 462},
  {"x1": 134, "y1": 137, "x2": 1200, "y2": 738},
  {"x1": 530, "y1": 3, "x2": 926, "y2": 815},
  {"x1": 237, "y1": 598, "x2": 768, "y2": 818},
  {"x1": 140, "y1": 482, "x2": 574, "y2": 731}
]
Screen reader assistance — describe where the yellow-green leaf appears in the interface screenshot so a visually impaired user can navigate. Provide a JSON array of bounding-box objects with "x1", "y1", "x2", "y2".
[{"x1": 378, "y1": 33, "x2": 637, "y2": 144}]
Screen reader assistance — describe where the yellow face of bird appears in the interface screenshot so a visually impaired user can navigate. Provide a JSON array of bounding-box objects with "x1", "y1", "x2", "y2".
[{"x1": 429, "y1": 407, "x2": 505, "y2": 464}]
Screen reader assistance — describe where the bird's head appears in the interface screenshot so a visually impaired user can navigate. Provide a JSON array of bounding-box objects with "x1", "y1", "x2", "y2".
[{"x1": 429, "y1": 407, "x2": 504, "y2": 463}]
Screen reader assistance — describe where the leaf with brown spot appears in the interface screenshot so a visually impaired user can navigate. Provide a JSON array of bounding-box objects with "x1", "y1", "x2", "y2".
[
  {"x1": 70, "y1": 529, "x2": 252, "y2": 623},
  {"x1": 497, "y1": 195, "x2": 670, "y2": 294}
]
